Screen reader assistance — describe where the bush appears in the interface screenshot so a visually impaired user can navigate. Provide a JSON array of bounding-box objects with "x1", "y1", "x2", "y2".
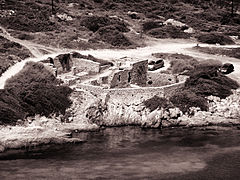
[
  {"x1": 80, "y1": 15, "x2": 129, "y2": 32},
  {"x1": 0, "y1": 62, "x2": 72, "y2": 125},
  {"x1": 96, "y1": 25, "x2": 132, "y2": 47},
  {"x1": 143, "y1": 96, "x2": 173, "y2": 112},
  {"x1": 170, "y1": 89, "x2": 208, "y2": 113},
  {"x1": 5, "y1": 62, "x2": 57, "y2": 91},
  {"x1": 185, "y1": 66, "x2": 239, "y2": 98},
  {"x1": 147, "y1": 25, "x2": 190, "y2": 39},
  {"x1": 196, "y1": 33, "x2": 235, "y2": 45}
]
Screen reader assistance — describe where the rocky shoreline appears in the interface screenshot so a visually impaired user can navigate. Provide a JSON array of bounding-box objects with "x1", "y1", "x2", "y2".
[{"x1": 0, "y1": 89, "x2": 240, "y2": 154}]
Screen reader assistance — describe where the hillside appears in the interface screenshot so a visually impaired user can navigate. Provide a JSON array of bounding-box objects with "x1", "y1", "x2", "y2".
[{"x1": 0, "y1": 0, "x2": 239, "y2": 50}]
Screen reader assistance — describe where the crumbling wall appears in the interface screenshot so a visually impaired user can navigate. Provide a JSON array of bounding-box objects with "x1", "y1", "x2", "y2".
[
  {"x1": 110, "y1": 70, "x2": 131, "y2": 88},
  {"x1": 54, "y1": 53, "x2": 72, "y2": 73},
  {"x1": 72, "y1": 58, "x2": 100, "y2": 74},
  {"x1": 130, "y1": 60, "x2": 148, "y2": 86}
]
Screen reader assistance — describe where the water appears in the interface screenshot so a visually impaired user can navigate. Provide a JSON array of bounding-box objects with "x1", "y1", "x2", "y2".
[{"x1": 0, "y1": 126, "x2": 240, "y2": 180}]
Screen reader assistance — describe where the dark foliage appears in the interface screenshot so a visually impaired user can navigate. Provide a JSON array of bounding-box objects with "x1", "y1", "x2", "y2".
[
  {"x1": 96, "y1": 25, "x2": 132, "y2": 47},
  {"x1": 80, "y1": 15, "x2": 129, "y2": 33},
  {"x1": 170, "y1": 63, "x2": 239, "y2": 113},
  {"x1": 147, "y1": 25, "x2": 190, "y2": 39},
  {"x1": 170, "y1": 89, "x2": 208, "y2": 113},
  {"x1": 185, "y1": 65, "x2": 239, "y2": 98},
  {"x1": 143, "y1": 96, "x2": 173, "y2": 112},
  {"x1": 196, "y1": 33, "x2": 235, "y2": 45},
  {"x1": 0, "y1": 62, "x2": 72, "y2": 125},
  {"x1": 0, "y1": 0, "x2": 57, "y2": 32}
]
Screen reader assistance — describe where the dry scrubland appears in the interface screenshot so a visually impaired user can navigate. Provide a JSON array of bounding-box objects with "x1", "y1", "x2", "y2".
[{"x1": 0, "y1": 0, "x2": 239, "y2": 49}]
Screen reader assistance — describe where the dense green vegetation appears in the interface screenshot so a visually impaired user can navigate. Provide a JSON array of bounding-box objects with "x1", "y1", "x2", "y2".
[{"x1": 0, "y1": 62, "x2": 72, "y2": 125}]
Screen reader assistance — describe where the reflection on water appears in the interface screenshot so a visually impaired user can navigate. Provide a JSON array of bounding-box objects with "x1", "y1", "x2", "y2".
[{"x1": 0, "y1": 126, "x2": 240, "y2": 180}]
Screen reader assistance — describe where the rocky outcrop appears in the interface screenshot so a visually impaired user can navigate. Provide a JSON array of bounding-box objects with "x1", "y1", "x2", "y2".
[{"x1": 84, "y1": 89, "x2": 240, "y2": 128}]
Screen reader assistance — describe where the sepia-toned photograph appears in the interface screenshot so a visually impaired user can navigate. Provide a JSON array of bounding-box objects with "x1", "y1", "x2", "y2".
[{"x1": 0, "y1": 0, "x2": 240, "y2": 179}]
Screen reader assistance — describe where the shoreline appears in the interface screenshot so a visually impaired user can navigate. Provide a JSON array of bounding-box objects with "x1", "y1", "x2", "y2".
[{"x1": 0, "y1": 116, "x2": 239, "y2": 154}]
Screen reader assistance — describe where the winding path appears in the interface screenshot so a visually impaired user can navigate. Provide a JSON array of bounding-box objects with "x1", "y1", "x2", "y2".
[{"x1": 0, "y1": 25, "x2": 240, "y2": 89}]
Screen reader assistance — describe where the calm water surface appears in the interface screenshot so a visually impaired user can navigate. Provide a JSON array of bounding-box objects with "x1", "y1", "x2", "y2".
[{"x1": 0, "y1": 126, "x2": 240, "y2": 180}]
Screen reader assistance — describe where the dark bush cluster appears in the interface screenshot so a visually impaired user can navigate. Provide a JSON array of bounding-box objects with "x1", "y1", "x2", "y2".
[
  {"x1": 0, "y1": 0, "x2": 57, "y2": 32},
  {"x1": 147, "y1": 25, "x2": 190, "y2": 39},
  {"x1": 143, "y1": 96, "x2": 173, "y2": 112},
  {"x1": 170, "y1": 64, "x2": 239, "y2": 113},
  {"x1": 96, "y1": 25, "x2": 132, "y2": 47},
  {"x1": 80, "y1": 15, "x2": 129, "y2": 33},
  {"x1": 196, "y1": 33, "x2": 235, "y2": 45},
  {"x1": 0, "y1": 62, "x2": 72, "y2": 125}
]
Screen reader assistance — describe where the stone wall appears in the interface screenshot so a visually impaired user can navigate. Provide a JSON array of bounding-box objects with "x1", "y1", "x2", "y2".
[
  {"x1": 147, "y1": 72, "x2": 188, "y2": 87},
  {"x1": 78, "y1": 81, "x2": 184, "y2": 104},
  {"x1": 72, "y1": 58, "x2": 100, "y2": 74},
  {"x1": 130, "y1": 60, "x2": 148, "y2": 86},
  {"x1": 54, "y1": 53, "x2": 72, "y2": 73},
  {"x1": 110, "y1": 69, "x2": 131, "y2": 88}
]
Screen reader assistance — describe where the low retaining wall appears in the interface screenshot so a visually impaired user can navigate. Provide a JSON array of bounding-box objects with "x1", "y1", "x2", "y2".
[{"x1": 77, "y1": 81, "x2": 184, "y2": 103}]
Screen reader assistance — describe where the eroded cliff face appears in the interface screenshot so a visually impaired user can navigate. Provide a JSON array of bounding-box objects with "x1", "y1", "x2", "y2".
[
  {"x1": 78, "y1": 89, "x2": 240, "y2": 128},
  {"x1": 66, "y1": 85, "x2": 240, "y2": 129}
]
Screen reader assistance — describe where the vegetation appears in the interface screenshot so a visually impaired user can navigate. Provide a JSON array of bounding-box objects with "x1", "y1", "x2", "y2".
[
  {"x1": 196, "y1": 33, "x2": 235, "y2": 45},
  {"x1": 170, "y1": 64, "x2": 239, "y2": 113},
  {"x1": 0, "y1": 0, "x2": 239, "y2": 49},
  {"x1": 194, "y1": 47, "x2": 240, "y2": 59},
  {"x1": 143, "y1": 96, "x2": 173, "y2": 112},
  {"x1": 147, "y1": 25, "x2": 190, "y2": 39},
  {"x1": 0, "y1": 36, "x2": 31, "y2": 76},
  {"x1": 95, "y1": 25, "x2": 132, "y2": 47},
  {"x1": 0, "y1": 62, "x2": 72, "y2": 125}
]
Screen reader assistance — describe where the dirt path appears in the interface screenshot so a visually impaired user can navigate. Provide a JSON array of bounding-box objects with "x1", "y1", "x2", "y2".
[
  {"x1": 1, "y1": 25, "x2": 240, "y2": 89},
  {"x1": 0, "y1": 26, "x2": 61, "y2": 57}
]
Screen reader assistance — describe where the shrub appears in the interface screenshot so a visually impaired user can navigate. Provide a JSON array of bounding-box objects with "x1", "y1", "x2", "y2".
[
  {"x1": 170, "y1": 89, "x2": 208, "y2": 113},
  {"x1": 80, "y1": 15, "x2": 129, "y2": 32},
  {"x1": 5, "y1": 62, "x2": 57, "y2": 91},
  {"x1": 96, "y1": 25, "x2": 132, "y2": 47},
  {"x1": 143, "y1": 96, "x2": 173, "y2": 112},
  {"x1": 185, "y1": 66, "x2": 239, "y2": 98},
  {"x1": 0, "y1": 62, "x2": 72, "y2": 125},
  {"x1": 0, "y1": 37, "x2": 31, "y2": 76},
  {"x1": 196, "y1": 33, "x2": 235, "y2": 45},
  {"x1": 147, "y1": 25, "x2": 190, "y2": 39}
]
